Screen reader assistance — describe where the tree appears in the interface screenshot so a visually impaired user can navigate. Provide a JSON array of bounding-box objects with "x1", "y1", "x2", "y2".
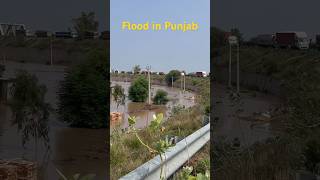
[
  {"x1": 211, "y1": 27, "x2": 227, "y2": 49},
  {"x1": 9, "y1": 70, "x2": 51, "y2": 160},
  {"x1": 0, "y1": 64, "x2": 5, "y2": 77},
  {"x1": 230, "y1": 28, "x2": 243, "y2": 44},
  {"x1": 165, "y1": 70, "x2": 181, "y2": 86},
  {"x1": 133, "y1": 65, "x2": 141, "y2": 74},
  {"x1": 72, "y1": 12, "x2": 99, "y2": 39},
  {"x1": 112, "y1": 84, "x2": 125, "y2": 109},
  {"x1": 128, "y1": 76, "x2": 148, "y2": 102},
  {"x1": 58, "y1": 49, "x2": 108, "y2": 128},
  {"x1": 153, "y1": 90, "x2": 169, "y2": 105}
]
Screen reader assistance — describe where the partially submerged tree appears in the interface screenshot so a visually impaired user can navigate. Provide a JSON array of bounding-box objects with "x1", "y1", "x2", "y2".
[
  {"x1": 112, "y1": 84, "x2": 125, "y2": 109},
  {"x1": 153, "y1": 90, "x2": 169, "y2": 105},
  {"x1": 9, "y1": 70, "x2": 51, "y2": 159},
  {"x1": 128, "y1": 76, "x2": 148, "y2": 102},
  {"x1": 72, "y1": 12, "x2": 99, "y2": 39},
  {"x1": 165, "y1": 70, "x2": 181, "y2": 86},
  {"x1": 58, "y1": 50, "x2": 108, "y2": 128},
  {"x1": 133, "y1": 65, "x2": 141, "y2": 74}
]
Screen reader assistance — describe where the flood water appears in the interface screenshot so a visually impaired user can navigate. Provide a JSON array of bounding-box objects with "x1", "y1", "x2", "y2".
[
  {"x1": 213, "y1": 82, "x2": 282, "y2": 146},
  {"x1": 0, "y1": 61, "x2": 107, "y2": 180},
  {"x1": 110, "y1": 81, "x2": 196, "y2": 129}
]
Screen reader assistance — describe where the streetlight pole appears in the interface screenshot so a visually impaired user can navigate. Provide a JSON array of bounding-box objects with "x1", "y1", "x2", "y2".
[
  {"x1": 228, "y1": 42, "x2": 232, "y2": 88},
  {"x1": 183, "y1": 73, "x2": 186, "y2": 92},
  {"x1": 237, "y1": 43, "x2": 240, "y2": 93},
  {"x1": 146, "y1": 65, "x2": 151, "y2": 105},
  {"x1": 172, "y1": 76, "x2": 173, "y2": 88}
]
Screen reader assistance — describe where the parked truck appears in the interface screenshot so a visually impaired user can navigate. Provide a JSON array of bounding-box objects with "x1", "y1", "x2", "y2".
[{"x1": 275, "y1": 32, "x2": 309, "y2": 49}]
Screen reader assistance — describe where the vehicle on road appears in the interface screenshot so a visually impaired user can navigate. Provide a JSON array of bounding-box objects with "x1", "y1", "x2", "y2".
[{"x1": 275, "y1": 31, "x2": 309, "y2": 49}]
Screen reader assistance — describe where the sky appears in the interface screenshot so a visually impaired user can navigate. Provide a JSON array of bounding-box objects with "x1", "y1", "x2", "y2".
[
  {"x1": 111, "y1": 0, "x2": 210, "y2": 73},
  {"x1": 212, "y1": 0, "x2": 320, "y2": 40},
  {"x1": 0, "y1": 0, "x2": 107, "y2": 32}
]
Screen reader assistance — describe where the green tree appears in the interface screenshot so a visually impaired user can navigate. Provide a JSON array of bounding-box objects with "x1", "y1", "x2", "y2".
[
  {"x1": 165, "y1": 70, "x2": 181, "y2": 86},
  {"x1": 230, "y1": 28, "x2": 243, "y2": 44},
  {"x1": 153, "y1": 90, "x2": 169, "y2": 105},
  {"x1": 133, "y1": 65, "x2": 141, "y2": 74},
  {"x1": 0, "y1": 64, "x2": 5, "y2": 77},
  {"x1": 211, "y1": 27, "x2": 226, "y2": 49},
  {"x1": 9, "y1": 70, "x2": 51, "y2": 160},
  {"x1": 128, "y1": 76, "x2": 148, "y2": 102},
  {"x1": 72, "y1": 12, "x2": 99, "y2": 39},
  {"x1": 58, "y1": 50, "x2": 108, "y2": 128},
  {"x1": 112, "y1": 84, "x2": 125, "y2": 109}
]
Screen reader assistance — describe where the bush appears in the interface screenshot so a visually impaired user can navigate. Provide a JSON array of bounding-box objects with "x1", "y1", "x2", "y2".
[
  {"x1": 165, "y1": 70, "x2": 181, "y2": 86},
  {"x1": 58, "y1": 49, "x2": 108, "y2": 128},
  {"x1": 128, "y1": 76, "x2": 148, "y2": 102},
  {"x1": 153, "y1": 90, "x2": 169, "y2": 105}
]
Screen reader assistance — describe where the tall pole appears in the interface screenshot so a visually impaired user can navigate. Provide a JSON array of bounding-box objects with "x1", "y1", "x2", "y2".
[
  {"x1": 183, "y1": 74, "x2": 186, "y2": 92},
  {"x1": 237, "y1": 43, "x2": 240, "y2": 93},
  {"x1": 228, "y1": 43, "x2": 232, "y2": 88},
  {"x1": 172, "y1": 76, "x2": 173, "y2": 88},
  {"x1": 50, "y1": 36, "x2": 53, "y2": 66},
  {"x1": 147, "y1": 66, "x2": 151, "y2": 104}
]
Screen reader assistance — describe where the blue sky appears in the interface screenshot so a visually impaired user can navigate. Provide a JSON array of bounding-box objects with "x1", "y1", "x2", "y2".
[{"x1": 111, "y1": 0, "x2": 210, "y2": 73}]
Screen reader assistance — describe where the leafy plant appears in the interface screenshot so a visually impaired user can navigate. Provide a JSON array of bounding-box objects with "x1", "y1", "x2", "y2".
[
  {"x1": 112, "y1": 84, "x2": 125, "y2": 109},
  {"x1": 128, "y1": 113, "x2": 173, "y2": 179},
  {"x1": 72, "y1": 12, "x2": 99, "y2": 39},
  {"x1": 128, "y1": 76, "x2": 148, "y2": 102},
  {"x1": 175, "y1": 166, "x2": 210, "y2": 180},
  {"x1": 9, "y1": 70, "x2": 51, "y2": 160},
  {"x1": 58, "y1": 49, "x2": 108, "y2": 128},
  {"x1": 153, "y1": 90, "x2": 169, "y2": 105}
]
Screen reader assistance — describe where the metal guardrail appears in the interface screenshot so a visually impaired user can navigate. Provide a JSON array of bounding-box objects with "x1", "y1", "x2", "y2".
[{"x1": 119, "y1": 123, "x2": 210, "y2": 180}]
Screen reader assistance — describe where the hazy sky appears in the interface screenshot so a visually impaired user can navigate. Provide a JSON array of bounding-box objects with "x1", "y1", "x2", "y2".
[
  {"x1": 212, "y1": 0, "x2": 320, "y2": 40},
  {"x1": 111, "y1": 0, "x2": 210, "y2": 73},
  {"x1": 0, "y1": 0, "x2": 107, "y2": 32}
]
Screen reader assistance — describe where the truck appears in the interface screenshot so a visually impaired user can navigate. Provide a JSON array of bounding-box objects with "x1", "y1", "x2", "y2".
[{"x1": 275, "y1": 32, "x2": 309, "y2": 49}]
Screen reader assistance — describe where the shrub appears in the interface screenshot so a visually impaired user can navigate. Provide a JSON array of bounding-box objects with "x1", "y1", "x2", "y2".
[
  {"x1": 58, "y1": 49, "x2": 108, "y2": 128},
  {"x1": 128, "y1": 76, "x2": 148, "y2": 102},
  {"x1": 153, "y1": 90, "x2": 169, "y2": 105}
]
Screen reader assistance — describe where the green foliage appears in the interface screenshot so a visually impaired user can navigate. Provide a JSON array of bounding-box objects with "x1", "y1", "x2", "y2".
[
  {"x1": 112, "y1": 84, "x2": 125, "y2": 109},
  {"x1": 58, "y1": 49, "x2": 108, "y2": 128},
  {"x1": 133, "y1": 65, "x2": 141, "y2": 74},
  {"x1": 211, "y1": 27, "x2": 226, "y2": 49},
  {"x1": 165, "y1": 70, "x2": 181, "y2": 86},
  {"x1": 128, "y1": 76, "x2": 148, "y2": 102},
  {"x1": 175, "y1": 166, "x2": 210, "y2": 180},
  {"x1": 9, "y1": 70, "x2": 51, "y2": 149},
  {"x1": 72, "y1": 12, "x2": 99, "y2": 39},
  {"x1": 153, "y1": 90, "x2": 169, "y2": 105}
]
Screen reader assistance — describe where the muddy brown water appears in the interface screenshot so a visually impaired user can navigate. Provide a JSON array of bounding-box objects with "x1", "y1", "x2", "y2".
[
  {"x1": 0, "y1": 61, "x2": 107, "y2": 180},
  {"x1": 213, "y1": 82, "x2": 283, "y2": 146},
  {"x1": 110, "y1": 81, "x2": 196, "y2": 129}
]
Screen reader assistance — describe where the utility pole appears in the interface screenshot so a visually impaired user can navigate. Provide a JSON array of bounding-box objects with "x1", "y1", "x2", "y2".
[
  {"x1": 146, "y1": 65, "x2": 151, "y2": 104},
  {"x1": 228, "y1": 42, "x2": 232, "y2": 88},
  {"x1": 50, "y1": 36, "x2": 53, "y2": 66},
  {"x1": 171, "y1": 76, "x2": 173, "y2": 88},
  {"x1": 183, "y1": 74, "x2": 186, "y2": 92},
  {"x1": 237, "y1": 43, "x2": 240, "y2": 93}
]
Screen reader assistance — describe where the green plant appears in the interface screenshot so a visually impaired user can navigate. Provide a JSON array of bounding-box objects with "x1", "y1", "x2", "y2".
[
  {"x1": 128, "y1": 113, "x2": 173, "y2": 179},
  {"x1": 153, "y1": 90, "x2": 169, "y2": 105},
  {"x1": 128, "y1": 76, "x2": 148, "y2": 102},
  {"x1": 0, "y1": 64, "x2": 5, "y2": 77},
  {"x1": 9, "y1": 70, "x2": 51, "y2": 160},
  {"x1": 133, "y1": 65, "x2": 141, "y2": 74},
  {"x1": 58, "y1": 49, "x2": 108, "y2": 128},
  {"x1": 175, "y1": 166, "x2": 210, "y2": 180},
  {"x1": 112, "y1": 84, "x2": 125, "y2": 109}
]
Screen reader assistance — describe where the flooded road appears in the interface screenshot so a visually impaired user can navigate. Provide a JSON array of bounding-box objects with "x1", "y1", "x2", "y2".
[
  {"x1": 111, "y1": 81, "x2": 196, "y2": 129},
  {"x1": 213, "y1": 82, "x2": 282, "y2": 146},
  {"x1": 0, "y1": 61, "x2": 107, "y2": 179}
]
